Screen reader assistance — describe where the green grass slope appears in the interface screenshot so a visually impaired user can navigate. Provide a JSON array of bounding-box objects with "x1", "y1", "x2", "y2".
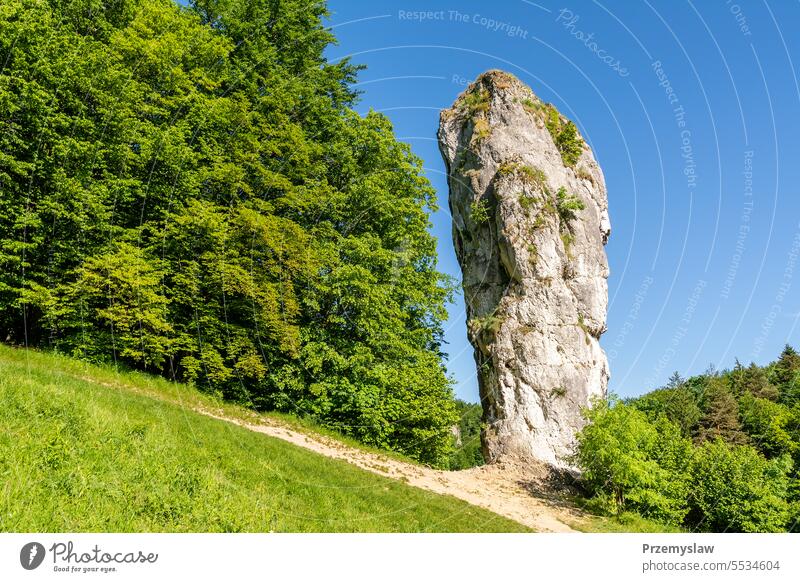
[{"x1": 0, "y1": 345, "x2": 528, "y2": 532}]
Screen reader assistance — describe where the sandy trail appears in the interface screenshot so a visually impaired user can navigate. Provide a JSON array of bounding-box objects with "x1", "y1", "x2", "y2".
[
  {"x1": 200, "y1": 409, "x2": 583, "y2": 532},
  {"x1": 65, "y1": 366, "x2": 583, "y2": 532},
  {"x1": 11, "y1": 350, "x2": 585, "y2": 532}
]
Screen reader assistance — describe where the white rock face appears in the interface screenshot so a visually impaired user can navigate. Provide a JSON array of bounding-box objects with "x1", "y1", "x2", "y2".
[{"x1": 438, "y1": 70, "x2": 610, "y2": 468}]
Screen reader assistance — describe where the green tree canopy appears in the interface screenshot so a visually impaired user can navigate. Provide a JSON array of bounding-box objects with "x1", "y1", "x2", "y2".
[
  {"x1": 689, "y1": 439, "x2": 791, "y2": 533},
  {"x1": 577, "y1": 347, "x2": 800, "y2": 532},
  {"x1": 631, "y1": 385, "x2": 701, "y2": 438},
  {"x1": 730, "y1": 359, "x2": 779, "y2": 401},
  {"x1": 738, "y1": 392, "x2": 797, "y2": 459},
  {"x1": 447, "y1": 399, "x2": 485, "y2": 470},
  {"x1": 773, "y1": 344, "x2": 800, "y2": 406},
  {"x1": 697, "y1": 377, "x2": 748, "y2": 445},
  {"x1": 574, "y1": 397, "x2": 693, "y2": 525},
  {"x1": 0, "y1": 0, "x2": 457, "y2": 465}
]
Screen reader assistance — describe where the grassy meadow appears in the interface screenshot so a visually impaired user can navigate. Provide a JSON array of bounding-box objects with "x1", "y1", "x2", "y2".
[{"x1": 0, "y1": 345, "x2": 528, "y2": 533}]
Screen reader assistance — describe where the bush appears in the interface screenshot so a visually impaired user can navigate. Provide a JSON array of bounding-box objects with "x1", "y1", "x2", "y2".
[
  {"x1": 469, "y1": 198, "x2": 490, "y2": 225},
  {"x1": 689, "y1": 439, "x2": 791, "y2": 532},
  {"x1": 556, "y1": 121, "x2": 583, "y2": 166},
  {"x1": 555, "y1": 187, "x2": 585, "y2": 223},
  {"x1": 541, "y1": 104, "x2": 583, "y2": 167},
  {"x1": 574, "y1": 398, "x2": 693, "y2": 525}
]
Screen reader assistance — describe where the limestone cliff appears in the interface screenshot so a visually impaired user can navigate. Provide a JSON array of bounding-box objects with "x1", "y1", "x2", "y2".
[{"x1": 438, "y1": 70, "x2": 611, "y2": 468}]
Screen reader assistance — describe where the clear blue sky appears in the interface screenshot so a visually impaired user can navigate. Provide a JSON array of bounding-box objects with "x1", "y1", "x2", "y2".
[{"x1": 324, "y1": 0, "x2": 800, "y2": 402}]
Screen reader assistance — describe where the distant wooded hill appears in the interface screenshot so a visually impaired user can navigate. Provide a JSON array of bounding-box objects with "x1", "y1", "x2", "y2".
[{"x1": 575, "y1": 345, "x2": 800, "y2": 532}]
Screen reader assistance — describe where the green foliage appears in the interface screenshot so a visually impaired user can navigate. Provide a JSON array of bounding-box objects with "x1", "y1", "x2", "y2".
[
  {"x1": 22, "y1": 242, "x2": 174, "y2": 368},
  {"x1": 519, "y1": 194, "x2": 538, "y2": 214},
  {"x1": 578, "y1": 346, "x2": 800, "y2": 532},
  {"x1": 460, "y1": 87, "x2": 491, "y2": 147},
  {"x1": 0, "y1": 0, "x2": 456, "y2": 465},
  {"x1": 469, "y1": 198, "x2": 490, "y2": 225},
  {"x1": 460, "y1": 87, "x2": 490, "y2": 116},
  {"x1": 521, "y1": 98, "x2": 540, "y2": 113},
  {"x1": 518, "y1": 165, "x2": 548, "y2": 189},
  {"x1": 498, "y1": 162, "x2": 548, "y2": 191},
  {"x1": 0, "y1": 345, "x2": 527, "y2": 532},
  {"x1": 469, "y1": 312, "x2": 505, "y2": 336},
  {"x1": 730, "y1": 359, "x2": 779, "y2": 400},
  {"x1": 499, "y1": 163, "x2": 550, "y2": 221},
  {"x1": 697, "y1": 377, "x2": 748, "y2": 445},
  {"x1": 574, "y1": 398, "x2": 693, "y2": 525},
  {"x1": 544, "y1": 104, "x2": 561, "y2": 138},
  {"x1": 448, "y1": 400, "x2": 485, "y2": 470},
  {"x1": 631, "y1": 386, "x2": 701, "y2": 438},
  {"x1": 738, "y1": 392, "x2": 798, "y2": 459},
  {"x1": 773, "y1": 344, "x2": 800, "y2": 406},
  {"x1": 552, "y1": 187, "x2": 584, "y2": 259},
  {"x1": 556, "y1": 121, "x2": 583, "y2": 167},
  {"x1": 556, "y1": 187, "x2": 586, "y2": 223},
  {"x1": 541, "y1": 104, "x2": 583, "y2": 166},
  {"x1": 689, "y1": 439, "x2": 791, "y2": 532}
]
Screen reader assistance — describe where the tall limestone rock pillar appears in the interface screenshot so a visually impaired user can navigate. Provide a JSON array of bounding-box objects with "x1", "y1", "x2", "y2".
[{"x1": 438, "y1": 71, "x2": 611, "y2": 468}]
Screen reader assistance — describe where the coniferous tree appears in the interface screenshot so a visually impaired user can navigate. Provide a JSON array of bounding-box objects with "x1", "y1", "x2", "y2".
[
  {"x1": 697, "y1": 378, "x2": 748, "y2": 445},
  {"x1": 773, "y1": 345, "x2": 800, "y2": 406},
  {"x1": 729, "y1": 359, "x2": 746, "y2": 396},
  {"x1": 666, "y1": 371, "x2": 685, "y2": 389},
  {"x1": 730, "y1": 361, "x2": 779, "y2": 401},
  {"x1": 631, "y1": 385, "x2": 701, "y2": 438}
]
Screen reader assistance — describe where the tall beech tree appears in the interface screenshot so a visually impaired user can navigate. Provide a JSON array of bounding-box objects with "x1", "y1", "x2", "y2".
[{"x1": 0, "y1": 0, "x2": 457, "y2": 465}]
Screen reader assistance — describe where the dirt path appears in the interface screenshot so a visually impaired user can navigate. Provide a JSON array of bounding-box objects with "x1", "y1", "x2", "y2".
[
  {"x1": 200, "y1": 409, "x2": 583, "y2": 532},
  {"x1": 62, "y1": 362, "x2": 583, "y2": 532},
  {"x1": 9, "y1": 349, "x2": 582, "y2": 532}
]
